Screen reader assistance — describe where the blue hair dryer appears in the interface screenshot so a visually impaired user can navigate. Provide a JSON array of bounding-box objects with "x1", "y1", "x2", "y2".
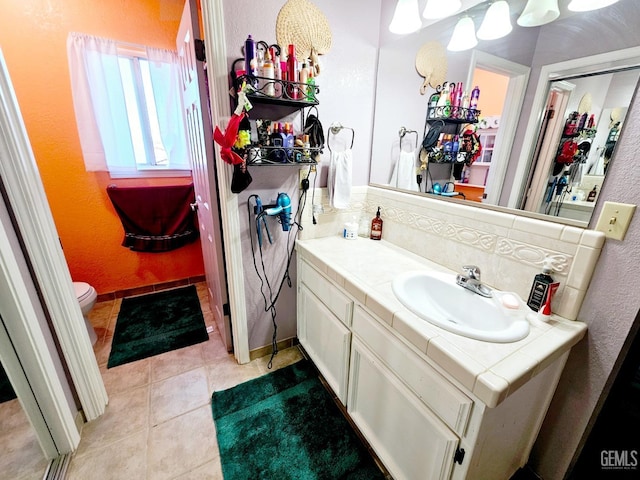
[{"x1": 264, "y1": 193, "x2": 291, "y2": 231}]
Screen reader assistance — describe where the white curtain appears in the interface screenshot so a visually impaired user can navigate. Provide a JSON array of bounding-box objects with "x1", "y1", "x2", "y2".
[
  {"x1": 67, "y1": 33, "x2": 188, "y2": 174},
  {"x1": 145, "y1": 46, "x2": 189, "y2": 171}
]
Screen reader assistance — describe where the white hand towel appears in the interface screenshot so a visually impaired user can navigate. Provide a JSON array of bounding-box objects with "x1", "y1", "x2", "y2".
[
  {"x1": 389, "y1": 149, "x2": 419, "y2": 191},
  {"x1": 328, "y1": 150, "x2": 353, "y2": 209}
]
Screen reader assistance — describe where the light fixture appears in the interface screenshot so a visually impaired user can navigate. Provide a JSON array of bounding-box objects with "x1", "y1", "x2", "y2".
[
  {"x1": 447, "y1": 16, "x2": 478, "y2": 52},
  {"x1": 477, "y1": 1, "x2": 512, "y2": 40},
  {"x1": 389, "y1": 0, "x2": 422, "y2": 35},
  {"x1": 423, "y1": 0, "x2": 462, "y2": 20},
  {"x1": 517, "y1": 0, "x2": 560, "y2": 27},
  {"x1": 568, "y1": 0, "x2": 621, "y2": 11}
]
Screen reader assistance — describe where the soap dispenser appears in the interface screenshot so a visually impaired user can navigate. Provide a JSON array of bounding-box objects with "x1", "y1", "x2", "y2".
[
  {"x1": 527, "y1": 260, "x2": 554, "y2": 312},
  {"x1": 370, "y1": 207, "x2": 383, "y2": 240}
]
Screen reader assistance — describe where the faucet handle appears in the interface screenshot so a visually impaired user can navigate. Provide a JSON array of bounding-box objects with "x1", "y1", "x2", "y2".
[{"x1": 462, "y1": 265, "x2": 481, "y2": 280}]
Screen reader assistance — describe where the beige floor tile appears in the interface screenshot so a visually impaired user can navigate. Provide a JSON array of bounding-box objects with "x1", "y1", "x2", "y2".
[
  {"x1": 100, "y1": 358, "x2": 150, "y2": 395},
  {"x1": 150, "y1": 367, "x2": 209, "y2": 426},
  {"x1": 206, "y1": 355, "x2": 263, "y2": 393},
  {"x1": 147, "y1": 404, "x2": 218, "y2": 480},
  {"x1": 150, "y1": 344, "x2": 206, "y2": 383},
  {"x1": 254, "y1": 345, "x2": 303, "y2": 374},
  {"x1": 74, "y1": 385, "x2": 149, "y2": 457},
  {"x1": 201, "y1": 331, "x2": 232, "y2": 364},
  {"x1": 174, "y1": 457, "x2": 224, "y2": 480},
  {"x1": 93, "y1": 332, "x2": 113, "y2": 367},
  {"x1": 66, "y1": 429, "x2": 147, "y2": 480},
  {"x1": 88, "y1": 301, "x2": 115, "y2": 330},
  {"x1": 0, "y1": 417, "x2": 48, "y2": 480}
]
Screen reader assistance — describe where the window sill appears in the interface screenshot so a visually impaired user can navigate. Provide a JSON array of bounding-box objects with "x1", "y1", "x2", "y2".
[{"x1": 108, "y1": 169, "x2": 192, "y2": 179}]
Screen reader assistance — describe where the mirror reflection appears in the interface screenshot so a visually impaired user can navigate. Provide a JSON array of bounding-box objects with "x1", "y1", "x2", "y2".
[
  {"x1": 370, "y1": 0, "x2": 640, "y2": 225},
  {"x1": 520, "y1": 68, "x2": 639, "y2": 222}
]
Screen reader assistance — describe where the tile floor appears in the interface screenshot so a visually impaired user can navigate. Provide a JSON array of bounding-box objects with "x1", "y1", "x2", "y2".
[
  {"x1": 67, "y1": 282, "x2": 304, "y2": 480},
  {"x1": 0, "y1": 397, "x2": 50, "y2": 480}
]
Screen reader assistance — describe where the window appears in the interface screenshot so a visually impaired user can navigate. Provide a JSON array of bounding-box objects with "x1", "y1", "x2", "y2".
[{"x1": 67, "y1": 33, "x2": 190, "y2": 178}]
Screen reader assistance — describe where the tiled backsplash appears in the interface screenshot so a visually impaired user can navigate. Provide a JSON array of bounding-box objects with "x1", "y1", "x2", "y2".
[{"x1": 299, "y1": 185, "x2": 605, "y2": 321}]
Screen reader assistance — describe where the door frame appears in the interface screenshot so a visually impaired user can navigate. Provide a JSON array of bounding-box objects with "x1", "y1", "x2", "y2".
[
  {"x1": 200, "y1": 0, "x2": 250, "y2": 364},
  {"x1": 0, "y1": 51, "x2": 94, "y2": 456},
  {"x1": 465, "y1": 50, "x2": 530, "y2": 206}
]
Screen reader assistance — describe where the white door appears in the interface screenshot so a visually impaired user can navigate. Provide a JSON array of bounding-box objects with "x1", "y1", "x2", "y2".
[{"x1": 177, "y1": 0, "x2": 232, "y2": 350}]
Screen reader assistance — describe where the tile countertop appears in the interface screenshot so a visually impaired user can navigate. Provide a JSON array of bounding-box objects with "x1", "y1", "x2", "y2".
[{"x1": 296, "y1": 236, "x2": 587, "y2": 408}]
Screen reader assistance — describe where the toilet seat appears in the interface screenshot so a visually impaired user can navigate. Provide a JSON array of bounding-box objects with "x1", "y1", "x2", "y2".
[{"x1": 73, "y1": 281, "x2": 94, "y2": 302}]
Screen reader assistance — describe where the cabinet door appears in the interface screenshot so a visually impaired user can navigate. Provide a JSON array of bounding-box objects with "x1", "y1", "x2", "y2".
[
  {"x1": 298, "y1": 284, "x2": 351, "y2": 405},
  {"x1": 348, "y1": 338, "x2": 458, "y2": 480}
]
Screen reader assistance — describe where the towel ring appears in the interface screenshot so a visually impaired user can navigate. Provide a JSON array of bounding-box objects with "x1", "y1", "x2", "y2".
[
  {"x1": 399, "y1": 127, "x2": 418, "y2": 151},
  {"x1": 327, "y1": 122, "x2": 355, "y2": 152}
]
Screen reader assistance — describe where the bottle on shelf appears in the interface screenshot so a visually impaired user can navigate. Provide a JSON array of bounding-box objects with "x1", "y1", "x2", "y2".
[
  {"x1": 262, "y1": 51, "x2": 275, "y2": 97},
  {"x1": 306, "y1": 67, "x2": 316, "y2": 102},
  {"x1": 286, "y1": 44, "x2": 299, "y2": 99},
  {"x1": 587, "y1": 185, "x2": 598, "y2": 202},
  {"x1": 244, "y1": 35, "x2": 256, "y2": 76},
  {"x1": 468, "y1": 85, "x2": 480, "y2": 120}
]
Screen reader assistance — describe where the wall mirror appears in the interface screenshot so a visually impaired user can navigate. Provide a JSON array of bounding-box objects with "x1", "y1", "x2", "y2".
[{"x1": 370, "y1": 0, "x2": 640, "y2": 226}]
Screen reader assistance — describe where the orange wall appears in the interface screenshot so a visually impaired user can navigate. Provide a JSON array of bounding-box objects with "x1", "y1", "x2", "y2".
[
  {"x1": 472, "y1": 68, "x2": 510, "y2": 117},
  {"x1": 0, "y1": 0, "x2": 204, "y2": 294}
]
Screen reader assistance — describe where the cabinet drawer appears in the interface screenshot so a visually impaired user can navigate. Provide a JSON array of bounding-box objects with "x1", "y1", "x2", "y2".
[
  {"x1": 353, "y1": 306, "x2": 472, "y2": 436},
  {"x1": 299, "y1": 260, "x2": 353, "y2": 327}
]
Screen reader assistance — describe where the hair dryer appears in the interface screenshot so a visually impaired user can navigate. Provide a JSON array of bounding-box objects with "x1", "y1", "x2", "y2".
[{"x1": 264, "y1": 193, "x2": 291, "y2": 231}]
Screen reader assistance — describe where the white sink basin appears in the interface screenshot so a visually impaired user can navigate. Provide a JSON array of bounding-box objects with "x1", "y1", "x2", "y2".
[{"x1": 392, "y1": 271, "x2": 530, "y2": 343}]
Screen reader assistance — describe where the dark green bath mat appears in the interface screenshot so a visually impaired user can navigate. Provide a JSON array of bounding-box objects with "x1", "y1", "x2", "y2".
[
  {"x1": 0, "y1": 362, "x2": 17, "y2": 404},
  {"x1": 211, "y1": 360, "x2": 386, "y2": 480},
  {"x1": 107, "y1": 285, "x2": 208, "y2": 368}
]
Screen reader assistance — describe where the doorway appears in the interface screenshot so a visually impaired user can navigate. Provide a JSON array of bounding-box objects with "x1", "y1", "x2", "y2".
[{"x1": 465, "y1": 51, "x2": 530, "y2": 206}]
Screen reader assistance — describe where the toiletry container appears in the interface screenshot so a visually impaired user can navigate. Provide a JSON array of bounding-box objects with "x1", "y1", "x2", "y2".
[
  {"x1": 370, "y1": 207, "x2": 383, "y2": 240},
  {"x1": 74, "y1": 282, "x2": 98, "y2": 345},
  {"x1": 526, "y1": 261, "x2": 554, "y2": 312}
]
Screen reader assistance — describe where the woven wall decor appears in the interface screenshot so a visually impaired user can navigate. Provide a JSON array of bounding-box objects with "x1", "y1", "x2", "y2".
[
  {"x1": 276, "y1": 0, "x2": 332, "y2": 75},
  {"x1": 415, "y1": 41, "x2": 448, "y2": 95},
  {"x1": 578, "y1": 93, "x2": 592, "y2": 114}
]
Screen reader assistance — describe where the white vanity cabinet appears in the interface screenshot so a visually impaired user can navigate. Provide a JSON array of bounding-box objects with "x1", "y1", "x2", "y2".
[
  {"x1": 297, "y1": 254, "x2": 576, "y2": 480},
  {"x1": 297, "y1": 259, "x2": 353, "y2": 404}
]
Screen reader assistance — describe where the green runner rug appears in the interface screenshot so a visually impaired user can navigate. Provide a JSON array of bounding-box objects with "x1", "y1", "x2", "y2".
[
  {"x1": 107, "y1": 285, "x2": 208, "y2": 368},
  {"x1": 211, "y1": 360, "x2": 386, "y2": 479}
]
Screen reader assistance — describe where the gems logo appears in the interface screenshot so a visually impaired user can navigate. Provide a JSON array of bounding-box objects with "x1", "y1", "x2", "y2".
[{"x1": 601, "y1": 450, "x2": 638, "y2": 470}]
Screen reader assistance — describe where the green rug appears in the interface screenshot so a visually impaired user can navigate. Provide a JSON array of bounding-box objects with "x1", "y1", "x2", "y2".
[
  {"x1": 0, "y1": 362, "x2": 17, "y2": 404},
  {"x1": 107, "y1": 285, "x2": 208, "y2": 368},
  {"x1": 211, "y1": 360, "x2": 386, "y2": 480}
]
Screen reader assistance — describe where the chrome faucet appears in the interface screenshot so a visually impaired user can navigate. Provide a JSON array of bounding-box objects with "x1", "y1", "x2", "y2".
[{"x1": 456, "y1": 265, "x2": 493, "y2": 298}]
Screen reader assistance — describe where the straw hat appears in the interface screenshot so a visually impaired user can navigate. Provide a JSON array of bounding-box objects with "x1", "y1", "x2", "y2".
[
  {"x1": 578, "y1": 93, "x2": 592, "y2": 114},
  {"x1": 415, "y1": 41, "x2": 448, "y2": 95},
  {"x1": 276, "y1": 0, "x2": 332, "y2": 75}
]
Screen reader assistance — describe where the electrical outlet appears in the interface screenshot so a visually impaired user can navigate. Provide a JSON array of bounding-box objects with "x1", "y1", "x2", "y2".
[{"x1": 595, "y1": 201, "x2": 637, "y2": 241}]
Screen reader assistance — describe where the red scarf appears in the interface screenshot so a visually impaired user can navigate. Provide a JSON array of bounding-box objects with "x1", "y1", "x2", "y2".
[{"x1": 213, "y1": 113, "x2": 245, "y2": 165}]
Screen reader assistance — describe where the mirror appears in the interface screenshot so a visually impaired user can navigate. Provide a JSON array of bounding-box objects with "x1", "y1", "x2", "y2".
[{"x1": 370, "y1": 0, "x2": 640, "y2": 225}]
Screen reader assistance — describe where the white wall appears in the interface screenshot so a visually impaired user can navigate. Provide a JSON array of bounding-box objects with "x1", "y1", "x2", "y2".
[{"x1": 222, "y1": 0, "x2": 380, "y2": 350}]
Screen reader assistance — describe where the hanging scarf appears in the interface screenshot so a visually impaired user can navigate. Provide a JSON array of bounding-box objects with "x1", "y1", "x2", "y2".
[{"x1": 213, "y1": 113, "x2": 245, "y2": 165}]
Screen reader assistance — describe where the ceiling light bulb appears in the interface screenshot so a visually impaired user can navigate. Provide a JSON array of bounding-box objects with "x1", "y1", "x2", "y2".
[
  {"x1": 423, "y1": 0, "x2": 462, "y2": 20},
  {"x1": 517, "y1": 0, "x2": 560, "y2": 27},
  {"x1": 389, "y1": 0, "x2": 422, "y2": 35},
  {"x1": 568, "y1": 0, "x2": 621, "y2": 11},
  {"x1": 447, "y1": 16, "x2": 478, "y2": 52},
  {"x1": 477, "y1": 1, "x2": 513, "y2": 41}
]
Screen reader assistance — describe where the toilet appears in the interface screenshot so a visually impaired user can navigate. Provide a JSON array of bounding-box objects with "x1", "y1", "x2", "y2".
[{"x1": 73, "y1": 282, "x2": 98, "y2": 346}]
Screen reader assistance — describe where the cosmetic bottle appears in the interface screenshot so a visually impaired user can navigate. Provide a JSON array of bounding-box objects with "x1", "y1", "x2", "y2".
[
  {"x1": 468, "y1": 85, "x2": 480, "y2": 120},
  {"x1": 306, "y1": 68, "x2": 316, "y2": 102},
  {"x1": 273, "y1": 54, "x2": 282, "y2": 98},
  {"x1": 299, "y1": 61, "x2": 308, "y2": 88},
  {"x1": 244, "y1": 35, "x2": 256, "y2": 76},
  {"x1": 587, "y1": 185, "x2": 598, "y2": 202},
  {"x1": 262, "y1": 51, "x2": 275, "y2": 97},
  {"x1": 370, "y1": 207, "x2": 383, "y2": 240},
  {"x1": 286, "y1": 44, "x2": 298, "y2": 99},
  {"x1": 527, "y1": 260, "x2": 555, "y2": 312}
]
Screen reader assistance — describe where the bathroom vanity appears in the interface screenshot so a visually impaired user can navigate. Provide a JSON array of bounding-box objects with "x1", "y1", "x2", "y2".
[{"x1": 296, "y1": 236, "x2": 587, "y2": 480}]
